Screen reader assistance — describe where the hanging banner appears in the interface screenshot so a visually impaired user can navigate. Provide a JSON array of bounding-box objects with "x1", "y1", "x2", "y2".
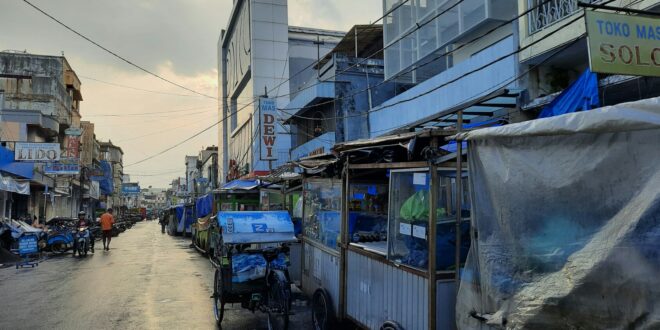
[
  {"x1": 14, "y1": 143, "x2": 60, "y2": 162},
  {"x1": 65, "y1": 135, "x2": 81, "y2": 159},
  {"x1": 585, "y1": 10, "x2": 660, "y2": 77},
  {"x1": 259, "y1": 97, "x2": 278, "y2": 161}
]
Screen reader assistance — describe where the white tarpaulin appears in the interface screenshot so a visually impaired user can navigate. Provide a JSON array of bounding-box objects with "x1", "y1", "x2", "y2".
[
  {"x1": 455, "y1": 97, "x2": 660, "y2": 329},
  {"x1": 0, "y1": 174, "x2": 30, "y2": 195}
]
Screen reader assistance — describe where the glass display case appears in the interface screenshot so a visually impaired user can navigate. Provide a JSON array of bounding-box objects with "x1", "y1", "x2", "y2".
[
  {"x1": 303, "y1": 179, "x2": 342, "y2": 250},
  {"x1": 347, "y1": 183, "x2": 389, "y2": 255},
  {"x1": 387, "y1": 168, "x2": 471, "y2": 270}
]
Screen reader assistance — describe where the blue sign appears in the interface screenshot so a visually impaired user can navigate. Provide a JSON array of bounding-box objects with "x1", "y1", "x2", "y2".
[
  {"x1": 18, "y1": 234, "x2": 39, "y2": 255},
  {"x1": 44, "y1": 162, "x2": 80, "y2": 175},
  {"x1": 121, "y1": 184, "x2": 141, "y2": 195}
]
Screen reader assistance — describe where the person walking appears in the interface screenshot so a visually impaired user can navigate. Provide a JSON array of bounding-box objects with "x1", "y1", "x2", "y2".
[
  {"x1": 100, "y1": 208, "x2": 115, "y2": 251},
  {"x1": 159, "y1": 215, "x2": 166, "y2": 234}
]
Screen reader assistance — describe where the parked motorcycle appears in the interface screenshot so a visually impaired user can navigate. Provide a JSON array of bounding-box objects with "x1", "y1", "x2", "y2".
[{"x1": 45, "y1": 217, "x2": 76, "y2": 254}]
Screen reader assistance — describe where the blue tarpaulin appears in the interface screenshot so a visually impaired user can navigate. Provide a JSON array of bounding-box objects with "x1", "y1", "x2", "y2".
[
  {"x1": 196, "y1": 194, "x2": 213, "y2": 218},
  {"x1": 220, "y1": 179, "x2": 260, "y2": 191},
  {"x1": 91, "y1": 161, "x2": 114, "y2": 195},
  {"x1": 0, "y1": 146, "x2": 34, "y2": 179},
  {"x1": 175, "y1": 205, "x2": 185, "y2": 233},
  {"x1": 538, "y1": 69, "x2": 599, "y2": 118}
]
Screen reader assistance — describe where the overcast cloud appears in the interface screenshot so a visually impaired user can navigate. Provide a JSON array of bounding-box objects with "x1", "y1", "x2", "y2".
[{"x1": 0, "y1": 0, "x2": 380, "y2": 187}]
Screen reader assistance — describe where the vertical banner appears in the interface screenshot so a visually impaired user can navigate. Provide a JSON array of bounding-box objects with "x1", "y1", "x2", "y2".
[{"x1": 259, "y1": 97, "x2": 278, "y2": 161}]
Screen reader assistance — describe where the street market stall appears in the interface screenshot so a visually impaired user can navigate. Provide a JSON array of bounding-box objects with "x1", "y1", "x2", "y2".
[
  {"x1": 329, "y1": 130, "x2": 471, "y2": 330},
  {"x1": 455, "y1": 97, "x2": 660, "y2": 329}
]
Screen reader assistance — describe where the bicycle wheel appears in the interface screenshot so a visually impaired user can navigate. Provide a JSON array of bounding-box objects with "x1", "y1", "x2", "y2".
[
  {"x1": 213, "y1": 268, "x2": 226, "y2": 325},
  {"x1": 267, "y1": 271, "x2": 290, "y2": 330}
]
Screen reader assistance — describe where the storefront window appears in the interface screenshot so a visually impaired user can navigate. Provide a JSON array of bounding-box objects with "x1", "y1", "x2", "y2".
[
  {"x1": 303, "y1": 179, "x2": 341, "y2": 250},
  {"x1": 388, "y1": 169, "x2": 471, "y2": 270}
]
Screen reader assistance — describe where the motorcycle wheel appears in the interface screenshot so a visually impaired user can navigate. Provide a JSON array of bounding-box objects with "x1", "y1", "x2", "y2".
[
  {"x1": 78, "y1": 242, "x2": 85, "y2": 257},
  {"x1": 267, "y1": 272, "x2": 290, "y2": 330},
  {"x1": 213, "y1": 268, "x2": 225, "y2": 325},
  {"x1": 51, "y1": 242, "x2": 66, "y2": 254}
]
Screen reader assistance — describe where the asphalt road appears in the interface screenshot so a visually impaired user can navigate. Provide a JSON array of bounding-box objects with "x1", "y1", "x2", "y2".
[{"x1": 0, "y1": 221, "x2": 311, "y2": 330}]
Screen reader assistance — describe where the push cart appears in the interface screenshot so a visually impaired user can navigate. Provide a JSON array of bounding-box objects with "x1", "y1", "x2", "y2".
[{"x1": 210, "y1": 211, "x2": 297, "y2": 329}]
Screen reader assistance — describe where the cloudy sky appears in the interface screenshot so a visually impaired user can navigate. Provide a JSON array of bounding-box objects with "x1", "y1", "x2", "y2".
[{"x1": 0, "y1": 0, "x2": 379, "y2": 187}]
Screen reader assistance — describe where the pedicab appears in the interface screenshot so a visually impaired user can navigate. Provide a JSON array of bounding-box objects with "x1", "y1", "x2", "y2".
[{"x1": 209, "y1": 211, "x2": 296, "y2": 329}]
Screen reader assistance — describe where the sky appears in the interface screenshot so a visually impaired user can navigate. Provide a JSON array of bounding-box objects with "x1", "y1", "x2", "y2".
[{"x1": 0, "y1": 0, "x2": 380, "y2": 188}]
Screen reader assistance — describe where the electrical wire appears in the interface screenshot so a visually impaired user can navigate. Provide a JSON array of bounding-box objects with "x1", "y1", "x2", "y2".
[
  {"x1": 121, "y1": 0, "x2": 624, "y2": 168},
  {"x1": 22, "y1": 0, "x2": 218, "y2": 100},
  {"x1": 79, "y1": 75, "x2": 211, "y2": 98}
]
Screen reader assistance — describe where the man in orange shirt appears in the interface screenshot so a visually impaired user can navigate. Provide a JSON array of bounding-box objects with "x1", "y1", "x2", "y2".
[{"x1": 100, "y1": 208, "x2": 115, "y2": 251}]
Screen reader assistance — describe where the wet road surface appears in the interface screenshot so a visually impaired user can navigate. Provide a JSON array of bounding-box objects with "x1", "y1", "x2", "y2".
[{"x1": 0, "y1": 221, "x2": 311, "y2": 329}]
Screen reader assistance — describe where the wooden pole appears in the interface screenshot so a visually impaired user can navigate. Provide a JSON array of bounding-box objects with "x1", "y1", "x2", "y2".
[
  {"x1": 428, "y1": 137, "x2": 439, "y2": 330},
  {"x1": 455, "y1": 111, "x2": 464, "y2": 285}
]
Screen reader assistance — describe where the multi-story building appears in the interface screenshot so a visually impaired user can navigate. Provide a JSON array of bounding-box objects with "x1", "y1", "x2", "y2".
[
  {"x1": 197, "y1": 146, "x2": 218, "y2": 194},
  {"x1": 283, "y1": 24, "x2": 409, "y2": 159},
  {"x1": 99, "y1": 140, "x2": 124, "y2": 209},
  {"x1": 0, "y1": 51, "x2": 84, "y2": 219},
  {"x1": 369, "y1": 0, "x2": 520, "y2": 137},
  {"x1": 217, "y1": 0, "x2": 344, "y2": 183},
  {"x1": 139, "y1": 187, "x2": 167, "y2": 210}
]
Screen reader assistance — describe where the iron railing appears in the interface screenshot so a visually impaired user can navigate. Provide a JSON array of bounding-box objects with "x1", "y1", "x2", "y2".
[{"x1": 528, "y1": 0, "x2": 598, "y2": 34}]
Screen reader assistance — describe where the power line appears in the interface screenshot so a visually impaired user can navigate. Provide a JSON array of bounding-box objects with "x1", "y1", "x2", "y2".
[
  {"x1": 114, "y1": 116, "x2": 216, "y2": 143},
  {"x1": 22, "y1": 0, "x2": 218, "y2": 100},
  {"x1": 79, "y1": 75, "x2": 210, "y2": 98},
  {"x1": 123, "y1": 0, "x2": 583, "y2": 168}
]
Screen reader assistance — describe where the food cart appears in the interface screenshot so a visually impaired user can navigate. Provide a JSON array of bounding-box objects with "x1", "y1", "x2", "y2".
[{"x1": 209, "y1": 211, "x2": 297, "y2": 329}]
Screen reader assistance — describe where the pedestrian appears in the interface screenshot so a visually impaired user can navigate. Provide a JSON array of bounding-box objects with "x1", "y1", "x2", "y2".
[
  {"x1": 159, "y1": 215, "x2": 166, "y2": 234},
  {"x1": 100, "y1": 208, "x2": 115, "y2": 251}
]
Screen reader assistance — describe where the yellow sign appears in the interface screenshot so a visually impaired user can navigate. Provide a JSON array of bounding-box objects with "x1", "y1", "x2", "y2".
[{"x1": 585, "y1": 11, "x2": 660, "y2": 77}]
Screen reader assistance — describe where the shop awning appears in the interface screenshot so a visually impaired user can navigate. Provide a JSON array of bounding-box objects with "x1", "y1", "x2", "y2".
[
  {"x1": 0, "y1": 174, "x2": 30, "y2": 195},
  {"x1": 0, "y1": 146, "x2": 34, "y2": 179},
  {"x1": 392, "y1": 88, "x2": 520, "y2": 133}
]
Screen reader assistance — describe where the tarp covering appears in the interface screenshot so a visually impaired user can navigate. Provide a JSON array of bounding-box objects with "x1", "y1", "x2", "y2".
[
  {"x1": 91, "y1": 161, "x2": 114, "y2": 195},
  {"x1": 220, "y1": 179, "x2": 260, "y2": 191},
  {"x1": 216, "y1": 211, "x2": 296, "y2": 244},
  {"x1": 196, "y1": 194, "x2": 213, "y2": 218},
  {"x1": 538, "y1": 68, "x2": 599, "y2": 118},
  {"x1": 175, "y1": 205, "x2": 185, "y2": 233},
  {"x1": 0, "y1": 174, "x2": 29, "y2": 195},
  {"x1": 456, "y1": 97, "x2": 660, "y2": 329}
]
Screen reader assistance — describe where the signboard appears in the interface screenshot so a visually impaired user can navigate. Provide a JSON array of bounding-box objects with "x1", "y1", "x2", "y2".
[
  {"x1": 586, "y1": 11, "x2": 660, "y2": 77},
  {"x1": 121, "y1": 184, "x2": 141, "y2": 195},
  {"x1": 259, "y1": 97, "x2": 278, "y2": 161},
  {"x1": 65, "y1": 135, "x2": 80, "y2": 159},
  {"x1": 44, "y1": 162, "x2": 80, "y2": 175},
  {"x1": 64, "y1": 127, "x2": 83, "y2": 136},
  {"x1": 18, "y1": 234, "x2": 39, "y2": 255},
  {"x1": 14, "y1": 143, "x2": 60, "y2": 162}
]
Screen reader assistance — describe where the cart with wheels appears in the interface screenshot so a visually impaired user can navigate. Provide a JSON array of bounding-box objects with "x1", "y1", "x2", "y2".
[{"x1": 210, "y1": 211, "x2": 297, "y2": 329}]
